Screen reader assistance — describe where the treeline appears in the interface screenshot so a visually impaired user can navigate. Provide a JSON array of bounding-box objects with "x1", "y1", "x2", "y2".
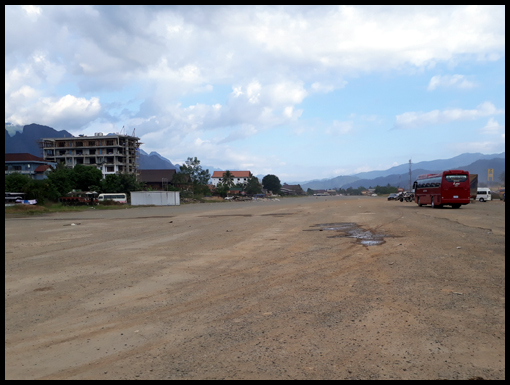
[
  {"x1": 5, "y1": 157, "x2": 283, "y2": 204},
  {"x1": 5, "y1": 164, "x2": 144, "y2": 204}
]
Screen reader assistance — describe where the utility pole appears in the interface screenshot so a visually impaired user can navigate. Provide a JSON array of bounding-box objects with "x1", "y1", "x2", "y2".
[{"x1": 409, "y1": 159, "x2": 412, "y2": 191}]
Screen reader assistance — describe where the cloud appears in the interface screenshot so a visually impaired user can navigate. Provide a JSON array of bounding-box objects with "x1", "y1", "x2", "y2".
[
  {"x1": 217, "y1": 125, "x2": 258, "y2": 144},
  {"x1": 427, "y1": 74, "x2": 476, "y2": 90},
  {"x1": 479, "y1": 117, "x2": 504, "y2": 134},
  {"x1": 3, "y1": 5, "x2": 505, "y2": 179},
  {"x1": 326, "y1": 120, "x2": 353, "y2": 135},
  {"x1": 5, "y1": 94, "x2": 101, "y2": 130},
  {"x1": 395, "y1": 102, "x2": 504, "y2": 129},
  {"x1": 21, "y1": 5, "x2": 42, "y2": 16}
]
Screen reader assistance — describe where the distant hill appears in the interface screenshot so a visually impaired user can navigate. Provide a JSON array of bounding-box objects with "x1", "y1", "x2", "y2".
[
  {"x1": 296, "y1": 152, "x2": 505, "y2": 190},
  {"x1": 4, "y1": 123, "x2": 178, "y2": 170},
  {"x1": 456, "y1": 158, "x2": 505, "y2": 183},
  {"x1": 340, "y1": 158, "x2": 505, "y2": 189},
  {"x1": 298, "y1": 175, "x2": 360, "y2": 191},
  {"x1": 139, "y1": 149, "x2": 178, "y2": 170},
  {"x1": 351, "y1": 152, "x2": 505, "y2": 180},
  {"x1": 341, "y1": 169, "x2": 442, "y2": 190},
  {"x1": 5, "y1": 123, "x2": 74, "y2": 156}
]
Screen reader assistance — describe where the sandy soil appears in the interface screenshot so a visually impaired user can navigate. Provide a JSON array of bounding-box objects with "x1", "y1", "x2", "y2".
[{"x1": 5, "y1": 196, "x2": 505, "y2": 380}]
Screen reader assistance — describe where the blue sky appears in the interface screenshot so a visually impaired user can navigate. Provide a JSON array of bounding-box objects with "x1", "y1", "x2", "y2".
[{"x1": 5, "y1": 5, "x2": 505, "y2": 182}]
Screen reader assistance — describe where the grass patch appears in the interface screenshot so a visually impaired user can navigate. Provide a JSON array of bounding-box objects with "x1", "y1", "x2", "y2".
[
  {"x1": 4, "y1": 204, "x2": 47, "y2": 215},
  {"x1": 5, "y1": 202, "x2": 141, "y2": 216}
]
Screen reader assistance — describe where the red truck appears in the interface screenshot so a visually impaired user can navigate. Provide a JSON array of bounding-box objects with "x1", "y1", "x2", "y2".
[{"x1": 60, "y1": 191, "x2": 98, "y2": 206}]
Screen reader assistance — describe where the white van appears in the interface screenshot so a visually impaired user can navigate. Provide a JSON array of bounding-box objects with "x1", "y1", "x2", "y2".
[
  {"x1": 475, "y1": 188, "x2": 492, "y2": 202},
  {"x1": 98, "y1": 193, "x2": 128, "y2": 203}
]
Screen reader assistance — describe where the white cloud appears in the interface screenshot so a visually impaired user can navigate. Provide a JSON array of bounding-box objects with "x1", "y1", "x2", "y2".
[
  {"x1": 326, "y1": 120, "x2": 353, "y2": 135},
  {"x1": 479, "y1": 118, "x2": 504, "y2": 134},
  {"x1": 218, "y1": 125, "x2": 258, "y2": 144},
  {"x1": 21, "y1": 5, "x2": 41, "y2": 16},
  {"x1": 3, "y1": 5, "x2": 505, "y2": 180},
  {"x1": 311, "y1": 82, "x2": 335, "y2": 93},
  {"x1": 6, "y1": 94, "x2": 101, "y2": 130},
  {"x1": 427, "y1": 74, "x2": 476, "y2": 90},
  {"x1": 395, "y1": 101, "x2": 504, "y2": 129}
]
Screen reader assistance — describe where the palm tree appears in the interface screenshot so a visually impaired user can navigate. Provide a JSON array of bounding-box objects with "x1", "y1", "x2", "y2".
[{"x1": 221, "y1": 171, "x2": 235, "y2": 189}]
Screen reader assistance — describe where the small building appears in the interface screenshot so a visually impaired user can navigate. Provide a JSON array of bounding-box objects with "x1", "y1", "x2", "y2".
[
  {"x1": 211, "y1": 171, "x2": 252, "y2": 187},
  {"x1": 5, "y1": 153, "x2": 57, "y2": 180},
  {"x1": 281, "y1": 183, "x2": 305, "y2": 195},
  {"x1": 138, "y1": 169, "x2": 177, "y2": 190}
]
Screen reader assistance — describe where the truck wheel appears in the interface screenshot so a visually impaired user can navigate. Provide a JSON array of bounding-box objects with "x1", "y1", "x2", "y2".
[{"x1": 479, "y1": 198, "x2": 485, "y2": 202}]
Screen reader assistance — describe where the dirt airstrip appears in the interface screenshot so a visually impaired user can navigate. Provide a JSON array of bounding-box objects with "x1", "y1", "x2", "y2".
[{"x1": 5, "y1": 196, "x2": 505, "y2": 380}]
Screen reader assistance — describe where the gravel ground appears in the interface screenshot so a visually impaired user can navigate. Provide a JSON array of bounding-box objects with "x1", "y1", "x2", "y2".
[{"x1": 5, "y1": 196, "x2": 505, "y2": 380}]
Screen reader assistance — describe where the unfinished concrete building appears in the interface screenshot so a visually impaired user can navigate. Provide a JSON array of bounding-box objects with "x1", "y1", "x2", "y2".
[{"x1": 40, "y1": 133, "x2": 141, "y2": 177}]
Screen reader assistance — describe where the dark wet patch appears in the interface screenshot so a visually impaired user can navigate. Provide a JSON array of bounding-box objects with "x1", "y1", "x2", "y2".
[
  {"x1": 260, "y1": 213, "x2": 294, "y2": 217},
  {"x1": 34, "y1": 286, "x2": 54, "y2": 292},
  {"x1": 135, "y1": 216, "x2": 175, "y2": 219},
  {"x1": 305, "y1": 222, "x2": 392, "y2": 246},
  {"x1": 200, "y1": 214, "x2": 253, "y2": 218}
]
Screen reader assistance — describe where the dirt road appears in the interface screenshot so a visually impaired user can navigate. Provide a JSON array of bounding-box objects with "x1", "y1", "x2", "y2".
[{"x1": 5, "y1": 196, "x2": 505, "y2": 380}]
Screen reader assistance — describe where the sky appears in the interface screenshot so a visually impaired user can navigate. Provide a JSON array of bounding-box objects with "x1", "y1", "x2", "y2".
[{"x1": 5, "y1": 5, "x2": 505, "y2": 182}]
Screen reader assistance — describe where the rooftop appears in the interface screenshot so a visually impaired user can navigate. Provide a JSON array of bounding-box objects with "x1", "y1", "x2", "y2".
[
  {"x1": 211, "y1": 171, "x2": 251, "y2": 178},
  {"x1": 5, "y1": 153, "x2": 48, "y2": 162}
]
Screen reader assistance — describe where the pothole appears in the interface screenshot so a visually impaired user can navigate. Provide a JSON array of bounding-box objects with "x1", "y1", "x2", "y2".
[{"x1": 305, "y1": 222, "x2": 393, "y2": 246}]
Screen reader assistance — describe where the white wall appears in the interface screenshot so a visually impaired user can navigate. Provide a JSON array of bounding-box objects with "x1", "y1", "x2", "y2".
[{"x1": 130, "y1": 191, "x2": 180, "y2": 206}]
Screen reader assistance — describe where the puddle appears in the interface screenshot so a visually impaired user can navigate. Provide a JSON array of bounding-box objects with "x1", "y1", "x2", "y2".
[{"x1": 305, "y1": 222, "x2": 391, "y2": 246}]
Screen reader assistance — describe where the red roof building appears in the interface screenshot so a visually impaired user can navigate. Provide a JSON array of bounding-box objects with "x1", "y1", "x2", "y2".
[{"x1": 210, "y1": 170, "x2": 252, "y2": 187}]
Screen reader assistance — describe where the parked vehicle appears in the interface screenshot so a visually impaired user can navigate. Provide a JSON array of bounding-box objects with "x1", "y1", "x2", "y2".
[
  {"x1": 475, "y1": 188, "x2": 492, "y2": 202},
  {"x1": 60, "y1": 191, "x2": 98, "y2": 206},
  {"x1": 412, "y1": 170, "x2": 470, "y2": 209},
  {"x1": 403, "y1": 191, "x2": 415, "y2": 202},
  {"x1": 98, "y1": 193, "x2": 128, "y2": 204},
  {"x1": 387, "y1": 193, "x2": 398, "y2": 201}
]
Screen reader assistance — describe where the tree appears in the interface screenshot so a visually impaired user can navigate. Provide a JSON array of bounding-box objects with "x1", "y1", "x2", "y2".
[
  {"x1": 179, "y1": 157, "x2": 211, "y2": 185},
  {"x1": 73, "y1": 164, "x2": 103, "y2": 191},
  {"x1": 22, "y1": 179, "x2": 58, "y2": 204},
  {"x1": 101, "y1": 174, "x2": 122, "y2": 193},
  {"x1": 244, "y1": 175, "x2": 262, "y2": 195},
  {"x1": 262, "y1": 174, "x2": 281, "y2": 194},
  {"x1": 5, "y1": 173, "x2": 32, "y2": 192},
  {"x1": 46, "y1": 163, "x2": 75, "y2": 197},
  {"x1": 220, "y1": 170, "x2": 235, "y2": 189}
]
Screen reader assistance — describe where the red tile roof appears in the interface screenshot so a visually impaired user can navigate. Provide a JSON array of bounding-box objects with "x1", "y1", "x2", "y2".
[
  {"x1": 211, "y1": 171, "x2": 251, "y2": 178},
  {"x1": 34, "y1": 165, "x2": 51, "y2": 172},
  {"x1": 5, "y1": 153, "x2": 46, "y2": 162}
]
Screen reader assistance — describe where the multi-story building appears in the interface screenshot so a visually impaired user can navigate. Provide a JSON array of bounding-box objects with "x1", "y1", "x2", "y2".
[
  {"x1": 40, "y1": 133, "x2": 141, "y2": 177},
  {"x1": 211, "y1": 171, "x2": 252, "y2": 187}
]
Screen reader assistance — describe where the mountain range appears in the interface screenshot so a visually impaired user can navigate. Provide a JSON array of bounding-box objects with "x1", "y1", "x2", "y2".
[
  {"x1": 5, "y1": 123, "x2": 505, "y2": 188},
  {"x1": 296, "y1": 152, "x2": 505, "y2": 190}
]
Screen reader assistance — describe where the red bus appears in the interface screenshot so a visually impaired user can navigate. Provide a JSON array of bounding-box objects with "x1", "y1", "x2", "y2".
[{"x1": 412, "y1": 169, "x2": 470, "y2": 209}]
